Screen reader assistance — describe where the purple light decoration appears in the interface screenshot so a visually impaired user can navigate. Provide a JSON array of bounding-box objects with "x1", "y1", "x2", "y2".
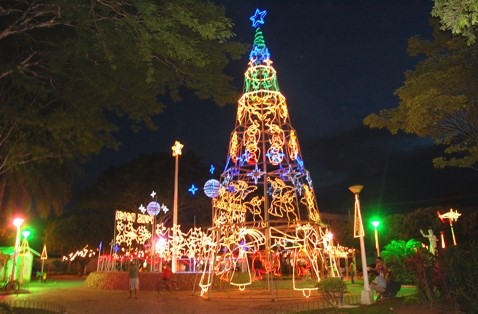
[{"x1": 247, "y1": 165, "x2": 265, "y2": 184}]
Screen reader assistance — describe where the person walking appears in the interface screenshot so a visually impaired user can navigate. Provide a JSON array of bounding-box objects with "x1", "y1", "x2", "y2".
[
  {"x1": 162, "y1": 263, "x2": 173, "y2": 292},
  {"x1": 128, "y1": 260, "x2": 139, "y2": 299}
]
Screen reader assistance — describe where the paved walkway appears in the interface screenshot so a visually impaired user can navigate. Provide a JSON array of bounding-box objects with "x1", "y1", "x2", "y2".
[
  {"x1": 1, "y1": 277, "x2": 428, "y2": 314},
  {"x1": 0, "y1": 277, "x2": 340, "y2": 314}
]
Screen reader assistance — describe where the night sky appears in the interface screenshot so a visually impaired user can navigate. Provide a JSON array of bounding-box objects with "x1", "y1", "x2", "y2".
[{"x1": 81, "y1": 1, "x2": 478, "y2": 216}]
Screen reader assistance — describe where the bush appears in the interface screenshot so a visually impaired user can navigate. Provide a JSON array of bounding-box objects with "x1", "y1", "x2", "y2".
[
  {"x1": 437, "y1": 244, "x2": 478, "y2": 313},
  {"x1": 0, "y1": 303, "x2": 12, "y2": 314},
  {"x1": 404, "y1": 249, "x2": 438, "y2": 306},
  {"x1": 400, "y1": 242, "x2": 478, "y2": 313},
  {"x1": 316, "y1": 277, "x2": 347, "y2": 312},
  {"x1": 381, "y1": 239, "x2": 422, "y2": 284}
]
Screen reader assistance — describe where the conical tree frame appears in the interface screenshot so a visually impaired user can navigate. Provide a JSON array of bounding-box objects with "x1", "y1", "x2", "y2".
[{"x1": 199, "y1": 9, "x2": 329, "y2": 298}]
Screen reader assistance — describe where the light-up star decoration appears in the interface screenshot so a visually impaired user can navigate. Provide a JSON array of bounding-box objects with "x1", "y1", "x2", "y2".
[
  {"x1": 247, "y1": 165, "x2": 265, "y2": 184},
  {"x1": 438, "y1": 208, "x2": 461, "y2": 222},
  {"x1": 188, "y1": 164, "x2": 219, "y2": 196},
  {"x1": 189, "y1": 184, "x2": 198, "y2": 195},
  {"x1": 172, "y1": 141, "x2": 184, "y2": 157},
  {"x1": 438, "y1": 208, "x2": 461, "y2": 246},
  {"x1": 161, "y1": 204, "x2": 169, "y2": 213},
  {"x1": 250, "y1": 8, "x2": 267, "y2": 28}
]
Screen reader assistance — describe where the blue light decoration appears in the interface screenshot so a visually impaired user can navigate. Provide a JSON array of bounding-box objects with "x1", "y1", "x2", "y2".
[
  {"x1": 209, "y1": 164, "x2": 216, "y2": 175},
  {"x1": 250, "y1": 8, "x2": 267, "y2": 28},
  {"x1": 305, "y1": 171, "x2": 313, "y2": 187},
  {"x1": 204, "y1": 179, "x2": 220, "y2": 198},
  {"x1": 276, "y1": 164, "x2": 290, "y2": 181},
  {"x1": 189, "y1": 184, "x2": 198, "y2": 195},
  {"x1": 266, "y1": 149, "x2": 285, "y2": 165},
  {"x1": 296, "y1": 156, "x2": 304, "y2": 169}
]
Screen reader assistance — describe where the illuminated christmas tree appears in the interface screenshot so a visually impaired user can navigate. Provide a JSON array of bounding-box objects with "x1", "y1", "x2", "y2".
[
  {"x1": 214, "y1": 9, "x2": 321, "y2": 228},
  {"x1": 200, "y1": 9, "x2": 328, "y2": 298}
]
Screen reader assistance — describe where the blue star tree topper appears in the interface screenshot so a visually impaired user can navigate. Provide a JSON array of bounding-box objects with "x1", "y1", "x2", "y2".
[{"x1": 250, "y1": 9, "x2": 267, "y2": 28}]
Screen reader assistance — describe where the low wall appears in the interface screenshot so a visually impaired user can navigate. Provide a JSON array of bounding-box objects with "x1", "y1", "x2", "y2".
[{"x1": 84, "y1": 271, "x2": 246, "y2": 291}]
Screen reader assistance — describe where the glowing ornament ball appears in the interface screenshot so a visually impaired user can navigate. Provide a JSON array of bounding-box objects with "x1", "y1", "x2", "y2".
[
  {"x1": 147, "y1": 201, "x2": 161, "y2": 216},
  {"x1": 204, "y1": 179, "x2": 220, "y2": 198}
]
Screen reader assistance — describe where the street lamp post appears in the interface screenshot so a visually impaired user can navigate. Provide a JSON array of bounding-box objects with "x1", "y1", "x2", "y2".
[
  {"x1": 146, "y1": 193, "x2": 161, "y2": 272},
  {"x1": 19, "y1": 230, "x2": 30, "y2": 284},
  {"x1": 11, "y1": 217, "x2": 24, "y2": 282},
  {"x1": 371, "y1": 220, "x2": 380, "y2": 257},
  {"x1": 349, "y1": 185, "x2": 372, "y2": 305},
  {"x1": 171, "y1": 140, "x2": 183, "y2": 273}
]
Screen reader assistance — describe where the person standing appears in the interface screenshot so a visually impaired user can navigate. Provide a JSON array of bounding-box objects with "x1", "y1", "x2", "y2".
[
  {"x1": 128, "y1": 260, "x2": 139, "y2": 299},
  {"x1": 349, "y1": 260, "x2": 356, "y2": 284}
]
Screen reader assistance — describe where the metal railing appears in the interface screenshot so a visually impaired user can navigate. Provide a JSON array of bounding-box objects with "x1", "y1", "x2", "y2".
[
  {"x1": 1, "y1": 300, "x2": 66, "y2": 314},
  {"x1": 255, "y1": 294, "x2": 361, "y2": 313}
]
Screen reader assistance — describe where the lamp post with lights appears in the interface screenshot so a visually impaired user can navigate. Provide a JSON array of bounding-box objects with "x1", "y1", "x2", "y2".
[
  {"x1": 349, "y1": 185, "x2": 372, "y2": 305},
  {"x1": 371, "y1": 220, "x2": 381, "y2": 257},
  {"x1": 18, "y1": 230, "x2": 31, "y2": 284},
  {"x1": 171, "y1": 140, "x2": 183, "y2": 273},
  {"x1": 10, "y1": 217, "x2": 24, "y2": 283}
]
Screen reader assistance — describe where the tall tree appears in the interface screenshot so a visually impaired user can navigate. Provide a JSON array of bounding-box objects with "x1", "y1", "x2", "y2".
[
  {"x1": 0, "y1": 0, "x2": 247, "y2": 218},
  {"x1": 43, "y1": 210, "x2": 111, "y2": 256},
  {"x1": 76, "y1": 151, "x2": 213, "y2": 227},
  {"x1": 364, "y1": 20, "x2": 478, "y2": 170},
  {"x1": 432, "y1": 0, "x2": 478, "y2": 45}
]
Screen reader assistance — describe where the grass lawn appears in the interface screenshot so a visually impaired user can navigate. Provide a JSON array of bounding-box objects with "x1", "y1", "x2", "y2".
[
  {"x1": 299, "y1": 297, "x2": 449, "y2": 314},
  {"x1": 297, "y1": 280, "x2": 450, "y2": 314}
]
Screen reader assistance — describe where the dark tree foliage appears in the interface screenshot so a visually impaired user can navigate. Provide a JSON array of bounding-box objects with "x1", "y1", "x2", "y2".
[
  {"x1": 432, "y1": 0, "x2": 478, "y2": 45},
  {"x1": 364, "y1": 20, "x2": 478, "y2": 170},
  {"x1": 76, "y1": 150, "x2": 213, "y2": 227},
  {"x1": 43, "y1": 209, "x2": 112, "y2": 256},
  {"x1": 0, "y1": 0, "x2": 247, "y2": 220}
]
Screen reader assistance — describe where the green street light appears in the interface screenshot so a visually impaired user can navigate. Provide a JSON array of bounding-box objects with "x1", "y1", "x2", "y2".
[
  {"x1": 371, "y1": 220, "x2": 381, "y2": 256},
  {"x1": 11, "y1": 217, "x2": 24, "y2": 282},
  {"x1": 22, "y1": 230, "x2": 31, "y2": 238}
]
